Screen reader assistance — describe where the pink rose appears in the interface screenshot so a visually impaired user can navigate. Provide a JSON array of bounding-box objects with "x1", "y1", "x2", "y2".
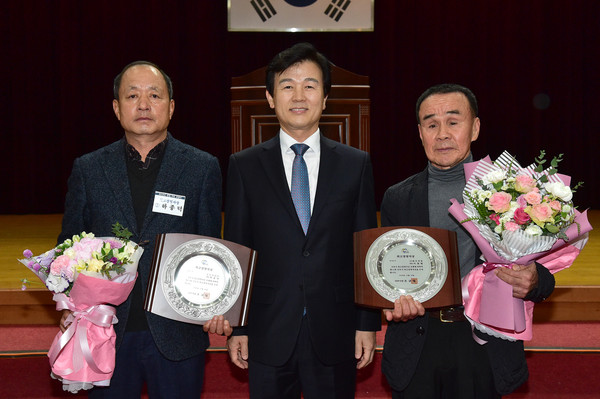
[
  {"x1": 504, "y1": 221, "x2": 520, "y2": 232},
  {"x1": 487, "y1": 192, "x2": 512, "y2": 213},
  {"x1": 514, "y1": 175, "x2": 537, "y2": 193},
  {"x1": 489, "y1": 214, "x2": 500, "y2": 225},
  {"x1": 549, "y1": 200, "x2": 561, "y2": 212},
  {"x1": 526, "y1": 203, "x2": 555, "y2": 226},
  {"x1": 523, "y1": 190, "x2": 542, "y2": 205},
  {"x1": 513, "y1": 207, "x2": 531, "y2": 225},
  {"x1": 516, "y1": 195, "x2": 527, "y2": 208}
]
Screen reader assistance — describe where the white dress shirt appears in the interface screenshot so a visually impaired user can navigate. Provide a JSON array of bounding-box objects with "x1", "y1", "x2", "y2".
[{"x1": 280, "y1": 129, "x2": 321, "y2": 214}]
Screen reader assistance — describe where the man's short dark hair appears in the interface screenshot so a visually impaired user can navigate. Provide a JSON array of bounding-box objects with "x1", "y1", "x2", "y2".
[
  {"x1": 266, "y1": 42, "x2": 332, "y2": 97},
  {"x1": 113, "y1": 60, "x2": 173, "y2": 100},
  {"x1": 415, "y1": 83, "x2": 478, "y2": 123}
]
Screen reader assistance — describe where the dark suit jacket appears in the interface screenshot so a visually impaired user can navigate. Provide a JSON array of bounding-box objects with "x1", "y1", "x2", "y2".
[
  {"x1": 380, "y1": 167, "x2": 555, "y2": 395},
  {"x1": 58, "y1": 133, "x2": 222, "y2": 361},
  {"x1": 224, "y1": 134, "x2": 381, "y2": 367}
]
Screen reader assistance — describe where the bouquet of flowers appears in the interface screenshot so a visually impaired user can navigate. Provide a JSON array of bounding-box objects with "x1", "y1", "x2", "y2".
[
  {"x1": 20, "y1": 223, "x2": 143, "y2": 393},
  {"x1": 449, "y1": 151, "x2": 592, "y2": 341}
]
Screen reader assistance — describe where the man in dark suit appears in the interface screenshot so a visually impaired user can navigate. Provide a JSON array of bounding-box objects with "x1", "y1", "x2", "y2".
[
  {"x1": 224, "y1": 43, "x2": 381, "y2": 398},
  {"x1": 58, "y1": 61, "x2": 227, "y2": 398},
  {"x1": 380, "y1": 83, "x2": 555, "y2": 398}
]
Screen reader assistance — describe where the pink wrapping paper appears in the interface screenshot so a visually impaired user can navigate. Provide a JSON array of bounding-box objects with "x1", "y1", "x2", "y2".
[
  {"x1": 451, "y1": 201, "x2": 590, "y2": 341},
  {"x1": 48, "y1": 273, "x2": 136, "y2": 391},
  {"x1": 478, "y1": 264, "x2": 526, "y2": 333},
  {"x1": 449, "y1": 157, "x2": 593, "y2": 341}
]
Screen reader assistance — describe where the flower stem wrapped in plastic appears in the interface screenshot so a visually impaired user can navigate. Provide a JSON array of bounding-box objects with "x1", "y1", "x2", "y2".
[
  {"x1": 20, "y1": 223, "x2": 143, "y2": 393},
  {"x1": 449, "y1": 151, "x2": 592, "y2": 341}
]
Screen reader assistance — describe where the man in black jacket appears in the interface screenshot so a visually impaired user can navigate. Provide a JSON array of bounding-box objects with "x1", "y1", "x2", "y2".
[
  {"x1": 224, "y1": 43, "x2": 380, "y2": 398},
  {"x1": 380, "y1": 83, "x2": 555, "y2": 398},
  {"x1": 58, "y1": 61, "x2": 227, "y2": 398}
]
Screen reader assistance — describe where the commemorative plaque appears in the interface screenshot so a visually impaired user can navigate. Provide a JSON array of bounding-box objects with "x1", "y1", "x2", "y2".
[
  {"x1": 145, "y1": 233, "x2": 256, "y2": 327},
  {"x1": 354, "y1": 227, "x2": 461, "y2": 309}
]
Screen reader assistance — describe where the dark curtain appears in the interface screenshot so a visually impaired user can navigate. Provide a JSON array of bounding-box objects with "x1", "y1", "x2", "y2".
[{"x1": 2, "y1": 0, "x2": 598, "y2": 213}]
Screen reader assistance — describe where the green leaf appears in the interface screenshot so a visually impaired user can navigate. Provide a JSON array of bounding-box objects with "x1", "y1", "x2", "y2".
[
  {"x1": 112, "y1": 222, "x2": 133, "y2": 241},
  {"x1": 572, "y1": 181, "x2": 584, "y2": 192},
  {"x1": 557, "y1": 231, "x2": 568, "y2": 241}
]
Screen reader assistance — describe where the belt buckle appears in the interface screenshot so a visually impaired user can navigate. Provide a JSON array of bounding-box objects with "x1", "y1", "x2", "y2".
[{"x1": 439, "y1": 308, "x2": 454, "y2": 323}]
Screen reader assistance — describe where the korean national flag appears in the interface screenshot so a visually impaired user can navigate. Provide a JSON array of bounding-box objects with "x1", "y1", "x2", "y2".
[{"x1": 229, "y1": 0, "x2": 373, "y2": 32}]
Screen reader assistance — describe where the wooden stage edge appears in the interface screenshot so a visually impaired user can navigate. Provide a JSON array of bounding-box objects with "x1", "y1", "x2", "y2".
[
  {"x1": 0, "y1": 212, "x2": 598, "y2": 324},
  {"x1": 1, "y1": 286, "x2": 599, "y2": 325}
]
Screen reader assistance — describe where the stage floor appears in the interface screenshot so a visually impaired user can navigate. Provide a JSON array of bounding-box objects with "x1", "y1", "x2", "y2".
[
  {"x1": 2, "y1": 212, "x2": 598, "y2": 290},
  {"x1": 1, "y1": 212, "x2": 598, "y2": 324}
]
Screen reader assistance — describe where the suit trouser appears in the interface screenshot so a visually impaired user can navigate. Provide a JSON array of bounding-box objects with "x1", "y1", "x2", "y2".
[
  {"x1": 248, "y1": 315, "x2": 356, "y2": 399},
  {"x1": 88, "y1": 330, "x2": 205, "y2": 399},
  {"x1": 391, "y1": 318, "x2": 500, "y2": 399}
]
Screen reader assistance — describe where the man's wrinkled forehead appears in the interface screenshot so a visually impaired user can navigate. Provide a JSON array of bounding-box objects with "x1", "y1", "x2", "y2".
[
  {"x1": 277, "y1": 60, "x2": 321, "y2": 79},
  {"x1": 422, "y1": 109, "x2": 462, "y2": 121},
  {"x1": 120, "y1": 66, "x2": 165, "y2": 91},
  {"x1": 419, "y1": 92, "x2": 471, "y2": 122}
]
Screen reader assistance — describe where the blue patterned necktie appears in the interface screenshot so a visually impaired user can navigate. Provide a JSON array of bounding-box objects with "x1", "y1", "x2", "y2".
[{"x1": 291, "y1": 143, "x2": 310, "y2": 234}]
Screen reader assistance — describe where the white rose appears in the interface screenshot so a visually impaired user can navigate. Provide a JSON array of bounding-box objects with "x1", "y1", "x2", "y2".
[
  {"x1": 482, "y1": 170, "x2": 506, "y2": 185},
  {"x1": 494, "y1": 225, "x2": 503, "y2": 234},
  {"x1": 525, "y1": 224, "x2": 543, "y2": 236},
  {"x1": 562, "y1": 204, "x2": 572, "y2": 213},
  {"x1": 544, "y1": 182, "x2": 573, "y2": 202}
]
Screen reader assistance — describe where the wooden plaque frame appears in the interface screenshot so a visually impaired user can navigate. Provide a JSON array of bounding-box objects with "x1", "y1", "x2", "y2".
[
  {"x1": 145, "y1": 233, "x2": 256, "y2": 327},
  {"x1": 354, "y1": 226, "x2": 462, "y2": 309}
]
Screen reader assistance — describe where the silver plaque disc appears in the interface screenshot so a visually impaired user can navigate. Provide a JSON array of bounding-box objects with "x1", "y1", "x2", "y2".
[
  {"x1": 162, "y1": 238, "x2": 243, "y2": 321},
  {"x1": 365, "y1": 228, "x2": 448, "y2": 303}
]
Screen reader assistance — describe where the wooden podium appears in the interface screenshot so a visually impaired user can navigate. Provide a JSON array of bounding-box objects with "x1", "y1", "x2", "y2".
[
  {"x1": 354, "y1": 226, "x2": 462, "y2": 309},
  {"x1": 231, "y1": 64, "x2": 370, "y2": 153}
]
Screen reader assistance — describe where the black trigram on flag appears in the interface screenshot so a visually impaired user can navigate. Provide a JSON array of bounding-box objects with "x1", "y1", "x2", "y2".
[
  {"x1": 324, "y1": 0, "x2": 351, "y2": 22},
  {"x1": 250, "y1": 0, "x2": 277, "y2": 22}
]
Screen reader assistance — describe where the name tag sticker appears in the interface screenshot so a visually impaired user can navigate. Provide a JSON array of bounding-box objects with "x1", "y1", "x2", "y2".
[{"x1": 152, "y1": 191, "x2": 185, "y2": 217}]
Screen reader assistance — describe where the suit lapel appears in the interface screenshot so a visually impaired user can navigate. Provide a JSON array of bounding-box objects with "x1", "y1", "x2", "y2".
[
  {"x1": 99, "y1": 140, "x2": 139, "y2": 234},
  {"x1": 309, "y1": 137, "x2": 338, "y2": 233},
  {"x1": 140, "y1": 135, "x2": 188, "y2": 236},
  {"x1": 259, "y1": 136, "x2": 305, "y2": 233}
]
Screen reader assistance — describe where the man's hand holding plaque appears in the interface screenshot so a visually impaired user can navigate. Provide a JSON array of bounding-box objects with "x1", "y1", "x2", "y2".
[
  {"x1": 354, "y1": 226, "x2": 462, "y2": 310},
  {"x1": 145, "y1": 233, "x2": 256, "y2": 327},
  {"x1": 203, "y1": 315, "x2": 233, "y2": 336},
  {"x1": 383, "y1": 295, "x2": 426, "y2": 322}
]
